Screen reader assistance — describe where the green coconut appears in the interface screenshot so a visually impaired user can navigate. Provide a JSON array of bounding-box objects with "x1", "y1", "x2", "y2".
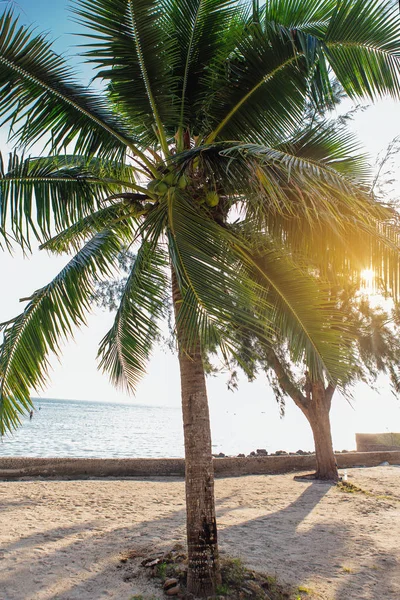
[
  {"x1": 163, "y1": 172, "x2": 176, "y2": 185},
  {"x1": 154, "y1": 181, "x2": 169, "y2": 195},
  {"x1": 178, "y1": 174, "x2": 188, "y2": 189},
  {"x1": 205, "y1": 191, "x2": 219, "y2": 207},
  {"x1": 147, "y1": 179, "x2": 158, "y2": 192}
]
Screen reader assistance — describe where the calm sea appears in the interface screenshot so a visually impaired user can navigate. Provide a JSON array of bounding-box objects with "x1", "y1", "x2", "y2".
[
  {"x1": 0, "y1": 393, "x2": 366, "y2": 459},
  {"x1": 0, "y1": 398, "x2": 186, "y2": 459}
]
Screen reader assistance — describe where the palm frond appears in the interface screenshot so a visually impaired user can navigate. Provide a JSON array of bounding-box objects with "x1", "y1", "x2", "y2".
[
  {"x1": 0, "y1": 230, "x2": 121, "y2": 434},
  {"x1": 97, "y1": 241, "x2": 168, "y2": 391},
  {"x1": 263, "y1": 0, "x2": 335, "y2": 34},
  {"x1": 39, "y1": 202, "x2": 140, "y2": 254},
  {"x1": 240, "y1": 241, "x2": 354, "y2": 382},
  {"x1": 325, "y1": 0, "x2": 400, "y2": 100},
  {"x1": 205, "y1": 0, "x2": 400, "y2": 142},
  {"x1": 173, "y1": 137, "x2": 400, "y2": 299},
  {"x1": 167, "y1": 189, "x2": 356, "y2": 382},
  {"x1": 0, "y1": 9, "x2": 153, "y2": 165},
  {"x1": 0, "y1": 151, "x2": 155, "y2": 247},
  {"x1": 205, "y1": 22, "x2": 310, "y2": 144},
  {"x1": 277, "y1": 119, "x2": 369, "y2": 183},
  {"x1": 0, "y1": 152, "x2": 116, "y2": 246},
  {"x1": 75, "y1": 0, "x2": 179, "y2": 153},
  {"x1": 167, "y1": 190, "x2": 269, "y2": 352},
  {"x1": 165, "y1": 0, "x2": 239, "y2": 137},
  {"x1": 173, "y1": 140, "x2": 379, "y2": 227}
]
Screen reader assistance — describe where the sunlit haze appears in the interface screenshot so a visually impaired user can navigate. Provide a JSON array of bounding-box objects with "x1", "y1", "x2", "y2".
[{"x1": 1, "y1": 0, "x2": 399, "y2": 455}]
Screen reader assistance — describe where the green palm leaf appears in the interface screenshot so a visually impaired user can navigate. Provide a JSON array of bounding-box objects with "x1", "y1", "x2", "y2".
[
  {"x1": 205, "y1": 22, "x2": 311, "y2": 144},
  {"x1": 276, "y1": 119, "x2": 369, "y2": 183},
  {"x1": 0, "y1": 151, "x2": 113, "y2": 246},
  {"x1": 166, "y1": 0, "x2": 239, "y2": 138},
  {"x1": 0, "y1": 9, "x2": 154, "y2": 165},
  {"x1": 0, "y1": 151, "x2": 155, "y2": 247},
  {"x1": 98, "y1": 241, "x2": 169, "y2": 391},
  {"x1": 167, "y1": 191, "x2": 268, "y2": 347},
  {"x1": 171, "y1": 137, "x2": 400, "y2": 299},
  {"x1": 240, "y1": 241, "x2": 353, "y2": 382},
  {"x1": 39, "y1": 202, "x2": 140, "y2": 254},
  {"x1": 263, "y1": 0, "x2": 335, "y2": 33},
  {"x1": 76, "y1": 0, "x2": 178, "y2": 154},
  {"x1": 205, "y1": 0, "x2": 400, "y2": 142},
  {"x1": 167, "y1": 189, "x2": 355, "y2": 381},
  {"x1": 325, "y1": 0, "x2": 400, "y2": 100},
  {"x1": 173, "y1": 139, "x2": 377, "y2": 227},
  {"x1": 0, "y1": 230, "x2": 121, "y2": 434}
]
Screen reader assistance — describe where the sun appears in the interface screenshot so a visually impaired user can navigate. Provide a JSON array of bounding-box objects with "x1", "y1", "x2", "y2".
[{"x1": 360, "y1": 268, "x2": 375, "y2": 291}]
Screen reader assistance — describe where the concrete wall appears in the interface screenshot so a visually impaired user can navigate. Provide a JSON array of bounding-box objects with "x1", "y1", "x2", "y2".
[
  {"x1": 356, "y1": 433, "x2": 400, "y2": 452},
  {"x1": 1, "y1": 451, "x2": 400, "y2": 480}
]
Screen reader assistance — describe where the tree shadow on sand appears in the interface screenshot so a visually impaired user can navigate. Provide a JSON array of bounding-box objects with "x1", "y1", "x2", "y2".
[
  {"x1": 0, "y1": 476, "x2": 398, "y2": 599},
  {"x1": 217, "y1": 479, "x2": 399, "y2": 600}
]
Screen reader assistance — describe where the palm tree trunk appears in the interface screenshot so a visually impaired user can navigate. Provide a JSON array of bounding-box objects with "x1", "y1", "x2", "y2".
[
  {"x1": 171, "y1": 268, "x2": 221, "y2": 597},
  {"x1": 302, "y1": 382, "x2": 338, "y2": 481}
]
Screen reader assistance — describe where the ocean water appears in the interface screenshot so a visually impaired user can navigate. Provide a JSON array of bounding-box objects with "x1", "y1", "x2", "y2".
[
  {"x1": 1, "y1": 387, "x2": 394, "y2": 459},
  {"x1": 0, "y1": 396, "x2": 319, "y2": 459},
  {"x1": 0, "y1": 399, "x2": 185, "y2": 459}
]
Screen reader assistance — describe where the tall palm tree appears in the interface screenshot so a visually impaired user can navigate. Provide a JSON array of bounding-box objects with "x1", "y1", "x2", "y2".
[{"x1": 1, "y1": 0, "x2": 400, "y2": 595}]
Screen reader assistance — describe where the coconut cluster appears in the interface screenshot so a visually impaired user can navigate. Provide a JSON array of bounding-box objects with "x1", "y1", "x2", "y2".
[
  {"x1": 147, "y1": 169, "x2": 220, "y2": 207},
  {"x1": 147, "y1": 170, "x2": 188, "y2": 195}
]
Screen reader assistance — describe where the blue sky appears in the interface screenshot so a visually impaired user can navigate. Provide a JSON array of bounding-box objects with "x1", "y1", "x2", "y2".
[
  {"x1": 0, "y1": 0, "x2": 400, "y2": 453},
  {"x1": 8, "y1": 0, "x2": 91, "y2": 79},
  {"x1": 9, "y1": 0, "x2": 77, "y2": 48}
]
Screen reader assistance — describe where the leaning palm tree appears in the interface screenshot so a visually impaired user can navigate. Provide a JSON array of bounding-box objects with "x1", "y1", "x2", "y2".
[{"x1": 1, "y1": 0, "x2": 400, "y2": 595}]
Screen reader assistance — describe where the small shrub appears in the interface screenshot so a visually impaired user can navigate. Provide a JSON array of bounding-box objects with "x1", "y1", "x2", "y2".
[
  {"x1": 342, "y1": 566, "x2": 354, "y2": 574},
  {"x1": 215, "y1": 582, "x2": 231, "y2": 595},
  {"x1": 298, "y1": 585, "x2": 312, "y2": 594},
  {"x1": 220, "y1": 557, "x2": 246, "y2": 587},
  {"x1": 155, "y1": 561, "x2": 167, "y2": 579},
  {"x1": 337, "y1": 482, "x2": 367, "y2": 495}
]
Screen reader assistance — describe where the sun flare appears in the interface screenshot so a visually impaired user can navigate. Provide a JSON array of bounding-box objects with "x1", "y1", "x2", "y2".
[{"x1": 360, "y1": 268, "x2": 375, "y2": 290}]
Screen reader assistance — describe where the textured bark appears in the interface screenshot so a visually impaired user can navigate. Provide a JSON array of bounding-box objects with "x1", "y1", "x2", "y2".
[
  {"x1": 266, "y1": 350, "x2": 338, "y2": 481},
  {"x1": 301, "y1": 381, "x2": 338, "y2": 481},
  {"x1": 171, "y1": 269, "x2": 221, "y2": 597}
]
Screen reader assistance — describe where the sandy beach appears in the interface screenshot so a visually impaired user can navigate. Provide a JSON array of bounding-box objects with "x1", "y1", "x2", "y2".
[{"x1": 0, "y1": 466, "x2": 399, "y2": 600}]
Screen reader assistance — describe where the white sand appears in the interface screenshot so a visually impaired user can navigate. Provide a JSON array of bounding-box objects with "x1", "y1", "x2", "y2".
[{"x1": 0, "y1": 466, "x2": 399, "y2": 599}]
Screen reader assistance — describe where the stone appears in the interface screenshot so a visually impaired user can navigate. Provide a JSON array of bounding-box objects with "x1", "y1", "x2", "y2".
[
  {"x1": 164, "y1": 578, "x2": 179, "y2": 591},
  {"x1": 256, "y1": 449, "x2": 268, "y2": 456},
  {"x1": 165, "y1": 585, "x2": 180, "y2": 596},
  {"x1": 379, "y1": 461, "x2": 390, "y2": 466},
  {"x1": 141, "y1": 557, "x2": 162, "y2": 567},
  {"x1": 244, "y1": 580, "x2": 264, "y2": 595}
]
